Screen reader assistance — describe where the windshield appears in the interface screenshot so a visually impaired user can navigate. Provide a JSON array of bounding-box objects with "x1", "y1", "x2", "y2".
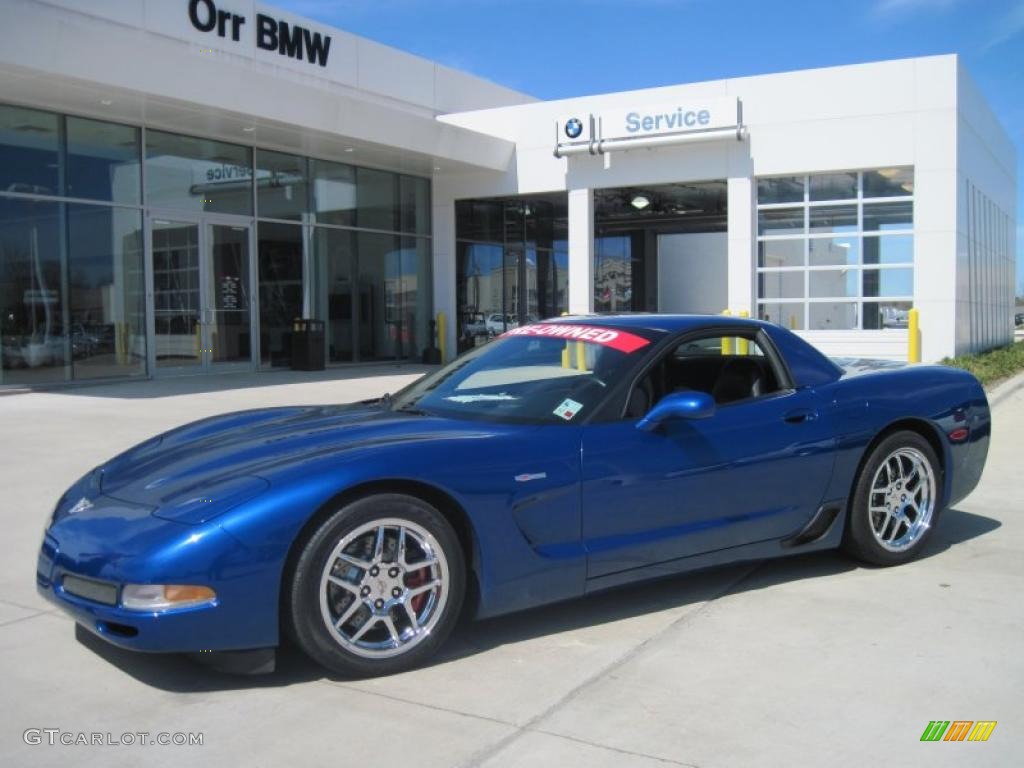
[{"x1": 390, "y1": 322, "x2": 662, "y2": 424}]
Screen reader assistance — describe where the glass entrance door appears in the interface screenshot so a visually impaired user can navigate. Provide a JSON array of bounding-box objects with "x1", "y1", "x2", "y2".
[{"x1": 148, "y1": 216, "x2": 255, "y2": 375}]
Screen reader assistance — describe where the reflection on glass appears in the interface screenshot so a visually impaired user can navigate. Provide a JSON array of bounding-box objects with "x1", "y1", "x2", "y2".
[
  {"x1": 864, "y1": 301, "x2": 912, "y2": 329},
  {"x1": 594, "y1": 236, "x2": 632, "y2": 312},
  {"x1": 863, "y1": 234, "x2": 913, "y2": 265},
  {"x1": 758, "y1": 208, "x2": 804, "y2": 235},
  {"x1": 256, "y1": 150, "x2": 308, "y2": 221},
  {"x1": 66, "y1": 117, "x2": 140, "y2": 205},
  {"x1": 455, "y1": 200, "x2": 503, "y2": 243},
  {"x1": 809, "y1": 302, "x2": 858, "y2": 330},
  {"x1": 863, "y1": 168, "x2": 913, "y2": 198},
  {"x1": 809, "y1": 172, "x2": 857, "y2": 201},
  {"x1": 810, "y1": 269, "x2": 858, "y2": 298},
  {"x1": 457, "y1": 242, "x2": 504, "y2": 349},
  {"x1": 207, "y1": 225, "x2": 251, "y2": 365},
  {"x1": 809, "y1": 237, "x2": 859, "y2": 266},
  {"x1": 809, "y1": 205, "x2": 857, "y2": 233},
  {"x1": 68, "y1": 205, "x2": 145, "y2": 379},
  {"x1": 312, "y1": 159, "x2": 356, "y2": 226},
  {"x1": 356, "y1": 232, "x2": 427, "y2": 361},
  {"x1": 145, "y1": 130, "x2": 252, "y2": 215},
  {"x1": 258, "y1": 222, "x2": 303, "y2": 367},
  {"x1": 0, "y1": 198, "x2": 65, "y2": 384},
  {"x1": 864, "y1": 201, "x2": 913, "y2": 232},
  {"x1": 757, "y1": 176, "x2": 804, "y2": 204},
  {"x1": 399, "y1": 176, "x2": 430, "y2": 235},
  {"x1": 863, "y1": 268, "x2": 913, "y2": 298},
  {"x1": 152, "y1": 220, "x2": 200, "y2": 368},
  {"x1": 535, "y1": 248, "x2": 567, "y2": 320},
  {"x1": 504, "y1": 248, "x2": 522, "y2": 327},
  {"x1": 0, "y1": 105, "x2": 60, "y2": 196},
  {"x1": 356, "y1": 167, "x2": 398, "y2": 231},
  {"x1": 759, "y1": 239, "x2": 804, "y2": 268},
  {"x1": 758, "y1": 271, "x2": 804, "y2": 300},
  {"x1": 314, "y1": 227, "x2": 355, "y2": 363},
  {"x1": 758, "y1": 302, "x2": 804, "y2": 330}
]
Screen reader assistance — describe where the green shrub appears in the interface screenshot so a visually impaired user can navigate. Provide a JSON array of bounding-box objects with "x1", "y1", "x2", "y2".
[{"x1": 941, "y1": 341, "x2": 1024, "y2": 387}]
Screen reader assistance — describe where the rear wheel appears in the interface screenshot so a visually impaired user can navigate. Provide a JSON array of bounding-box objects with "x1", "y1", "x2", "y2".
[
  {"x1": 843, "y1": 430, "x2": 942, "y2": 566},
  {"x1": 287, "y1": 494, "x2": 465, "y2": 677}
]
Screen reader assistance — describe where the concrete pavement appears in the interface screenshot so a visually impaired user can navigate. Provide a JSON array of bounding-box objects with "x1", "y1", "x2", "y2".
[{"x1": 1, "y1": 366, "x2": 1020, "y2": 767}]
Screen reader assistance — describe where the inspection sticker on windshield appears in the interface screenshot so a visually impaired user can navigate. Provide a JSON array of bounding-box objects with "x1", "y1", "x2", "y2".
[
  {"x1": 554, "y1": 398, "x2": 584, "y2": 421},
  {"x1": 503, "y1": 323, "x2": 650, "y2": 353}
]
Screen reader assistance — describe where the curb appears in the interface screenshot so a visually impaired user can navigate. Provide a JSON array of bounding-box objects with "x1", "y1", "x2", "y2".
[{"x1": 987, "y1": 370, "x2": 1024, "y2": 410}]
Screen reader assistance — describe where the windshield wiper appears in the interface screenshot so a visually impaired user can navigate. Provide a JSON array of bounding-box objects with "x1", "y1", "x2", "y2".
[{"x1": 394, "y1": 403, "x2": 429, "y2": 416}]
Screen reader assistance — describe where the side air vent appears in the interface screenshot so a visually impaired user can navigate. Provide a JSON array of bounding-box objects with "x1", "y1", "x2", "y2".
[{"x1": 782, "y1": 504, "x2": 841, "y2": 548}]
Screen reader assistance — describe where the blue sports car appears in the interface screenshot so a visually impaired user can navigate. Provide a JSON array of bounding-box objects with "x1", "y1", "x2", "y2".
[{"x1": 37, "y1": 315, "x2": 990, "y2": 676}]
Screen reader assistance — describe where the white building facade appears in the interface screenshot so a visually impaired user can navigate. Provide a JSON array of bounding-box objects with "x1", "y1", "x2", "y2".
[{"x1": 0, "y1": 0, "x2": 1016, "y2": 388}]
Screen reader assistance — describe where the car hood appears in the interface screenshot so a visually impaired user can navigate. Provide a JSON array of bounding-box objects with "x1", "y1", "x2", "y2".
[{"x1": 97, "y1": 404, "x2": 481, "y2": 521}]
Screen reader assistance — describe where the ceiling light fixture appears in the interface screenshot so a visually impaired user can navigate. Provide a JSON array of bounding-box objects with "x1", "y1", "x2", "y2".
[
  {"x1": 630, "y1": 195, "x2": 650, "y2": 210},
  {"x1": 100, "y1": 99, "x2": 113, "y2": 106},
  {"x1": 344, "y1": 147, "x2": 355, "y2": 153},
  {"x1": 242, "y1": 126, "x2": 256, "y2": 132}
]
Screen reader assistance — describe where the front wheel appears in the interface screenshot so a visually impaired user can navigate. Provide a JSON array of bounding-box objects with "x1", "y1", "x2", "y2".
[
  {"x1": 286, "y1": 494, "x2": 465, "y2": 677},
  {"x1": 842, "y1": 430, "x2": 942, "y2": 566}
]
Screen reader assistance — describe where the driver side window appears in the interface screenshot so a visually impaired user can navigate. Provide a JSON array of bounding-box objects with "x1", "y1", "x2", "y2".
[{"x1": 624, "y1": 333, "x2": 783, "y2": 418}]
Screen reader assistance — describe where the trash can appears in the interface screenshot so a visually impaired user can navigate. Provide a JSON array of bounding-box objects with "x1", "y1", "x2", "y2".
[{"x1": 290, "y1": 319, "x2": 325, "y2": 371}]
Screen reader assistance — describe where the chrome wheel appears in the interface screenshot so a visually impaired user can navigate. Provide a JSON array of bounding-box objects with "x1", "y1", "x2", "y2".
[
  {"x1": 319, "y1": 518, "x2": 449, "y2": 659},
  {"x1": 868, "y1": 447, "x2": 936, "y2": 552}
]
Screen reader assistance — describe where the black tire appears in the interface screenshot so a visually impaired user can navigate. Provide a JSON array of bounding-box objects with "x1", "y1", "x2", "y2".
[
  {"x1": 842, "y1": 430, "x2": 943, "y2": 566},
  {"x1": 286, "y1": 494, "x2": 465, "y2": 677}
]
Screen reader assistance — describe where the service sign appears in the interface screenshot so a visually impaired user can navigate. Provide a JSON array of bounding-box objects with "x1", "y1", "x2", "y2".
[{"x1": 599, "y1": 97, "x2": 737, "y2": 141}]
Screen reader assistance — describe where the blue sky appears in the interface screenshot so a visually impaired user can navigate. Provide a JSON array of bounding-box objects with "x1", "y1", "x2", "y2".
[{"x1": 277, "y1": 0, "x2": 1023, "y2": 292}]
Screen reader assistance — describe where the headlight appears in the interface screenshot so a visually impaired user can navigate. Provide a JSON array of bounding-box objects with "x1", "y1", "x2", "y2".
[{"x1": 121, "y1": 584, "x2": 217, "y2": 611}]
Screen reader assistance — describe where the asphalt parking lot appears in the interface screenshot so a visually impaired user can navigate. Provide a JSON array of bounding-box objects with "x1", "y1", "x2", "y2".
[{"x1": 1, "y1": 366, "x2": 1021, "y2": 767}]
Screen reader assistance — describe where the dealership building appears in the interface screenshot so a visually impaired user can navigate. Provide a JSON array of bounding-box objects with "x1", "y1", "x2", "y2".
[{"x1": 0, "y1": 0, "x2": 1017, "y2": 388}]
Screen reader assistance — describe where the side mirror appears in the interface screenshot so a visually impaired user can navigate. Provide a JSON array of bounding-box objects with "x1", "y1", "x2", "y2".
[{"x1": 636, "y1": 390, "x2": 715, "y2": 432}]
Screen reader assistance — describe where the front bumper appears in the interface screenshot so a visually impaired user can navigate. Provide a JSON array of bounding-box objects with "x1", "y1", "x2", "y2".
[{"x1": 37, "y1": 502, "x2": 281, "y2": 653}]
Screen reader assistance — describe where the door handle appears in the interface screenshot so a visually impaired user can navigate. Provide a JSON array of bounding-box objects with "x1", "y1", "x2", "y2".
[{"x1": 783, "y1": 408, "x2": 818, "y2": 424}]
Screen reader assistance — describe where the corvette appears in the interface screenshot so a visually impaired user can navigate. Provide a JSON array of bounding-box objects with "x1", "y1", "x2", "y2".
[{"x1": 37, "y1": 315, "x2": 990, "y2": 676}]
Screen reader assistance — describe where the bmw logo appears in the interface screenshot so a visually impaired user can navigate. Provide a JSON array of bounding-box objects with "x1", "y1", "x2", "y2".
[{"x1": 564, "y1": 118, "x2": 583, "y2": 139}]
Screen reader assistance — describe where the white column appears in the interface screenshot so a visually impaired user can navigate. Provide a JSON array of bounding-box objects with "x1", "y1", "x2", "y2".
[
  {"x1": 567, "y1": 187, "x2": 594, "y2": 315},
  {"x1": 726, "y1": 176, "x2": 755, "y2": 316},
  {"x1": 431, "y1": 195, "x2": 457, "y2": 362}
]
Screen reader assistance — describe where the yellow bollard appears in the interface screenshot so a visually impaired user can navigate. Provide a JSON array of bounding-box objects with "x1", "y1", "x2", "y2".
[
  {"x1": 737, "y1": 310, "x2": 750, "y2": 355},
  {"x1": 575, "y1": 341, "x2": 587, "y2": 371},
  {"x1": 561, "y1": 344, "x2": 570, "y2": 369},
  {"x1": 908, "y1": 308, "x2": 920, "y2": 363},
  {"x1": 437, "y1": 312, "x2": 447, "y2": 363},
  {"x1": 721, "y1": 309, "x2": 733, "y2": 355}
]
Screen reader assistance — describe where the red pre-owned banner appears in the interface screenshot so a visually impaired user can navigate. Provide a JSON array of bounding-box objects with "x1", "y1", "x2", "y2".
[{"x1": 502, "y1": 323, "x2": 651, "y2": 353}]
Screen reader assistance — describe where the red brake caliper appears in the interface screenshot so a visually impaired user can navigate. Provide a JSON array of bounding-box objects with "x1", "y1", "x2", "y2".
[{"x1": 405, "y1": 566, "x2": 430, "y2": 615}]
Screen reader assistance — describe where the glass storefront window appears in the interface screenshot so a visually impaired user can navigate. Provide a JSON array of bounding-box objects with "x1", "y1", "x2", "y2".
[
  {"x1": 809, "y1": 205, "x2": 857, "y2": 233},
  {"x1": 594, "y1": 235, "x2": 632, "y2": 312},
  {"x1": 756, "y1": 168, "x2": 915, "y2": 330},
  {"x1": 809, "y1": 302, "x2": 859, "y2": 330},
  {"x1": 257, "y1": 222, "x2": 303, "y2": 367},
  {"x1": 356, "y1": 167, "x2": 398, "y2": 231},
  {"x1": 313, "y1": 226, "x2": 355, "y2": 363},
  {"x1": 67, "y1": 204, "x2": 145, "y2": 379},
  {"x1": 355, "y1": 231, "x2": 419, "y2": 360},
  {"x1": 0, "y1": 105, "x2": 60, "y2": 197},
  {"x1": 0, "y1": 198, "x2": 65, "y2": 384},
  {"x1": 399, "y1": 175, "x2": 430, "y2": 236},
  {"x1": 256, "y1": 150, "x2": 308, "y2": 221},
  {"x1": 864, "y1": 201, "x2": 913, "y2": 232},
  {"x1": 145, "y1": 130, "x2": 252, "y2": 215},
  {"x1": 863, "y1": 234, "x2": 912, "y2": 265},
  {"x1": 809, "y1": 172, "x2": 857, "y2": 201},
  {"x1": 758, "y1": 271, "x2": 804, "y2": 300},
  {"x1": 312, "y1": 159, "x2": 356, "y2": 227},
  {"x1": 456, "y1": 200, "x2": 503, "y2": 243},
  {"x1": 863, "y1": 168, "x2": 914, "y2": 198},
  {"x1": 809, "y1": 237, "x2": 859, "y2": 266},
  {"x1": 66, "y1": 117, "x2": 140, "y2": 205},
  {"x1": 759, "y1": 239, "x2": 804, "y2": 268},
  {"x1": 809, "y1": 269, "x2": 859, "y2": 298},
  {"x1": 758, "y1": 208, "x2": 803, "y2": 236},
  {"x1": 456, "y1": 242, "x2": 504, "y2": 349},
  {"x1": 758, "y1": 302, "x2": 804, "y2": 330},
  {"x1": 757, "y1": 176, "x2": 804, "y2": 205}
]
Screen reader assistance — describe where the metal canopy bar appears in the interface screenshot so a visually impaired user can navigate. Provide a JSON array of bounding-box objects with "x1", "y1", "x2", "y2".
[{"x1": 555, "y1": 125, "x2": 746, "y2": 158}]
